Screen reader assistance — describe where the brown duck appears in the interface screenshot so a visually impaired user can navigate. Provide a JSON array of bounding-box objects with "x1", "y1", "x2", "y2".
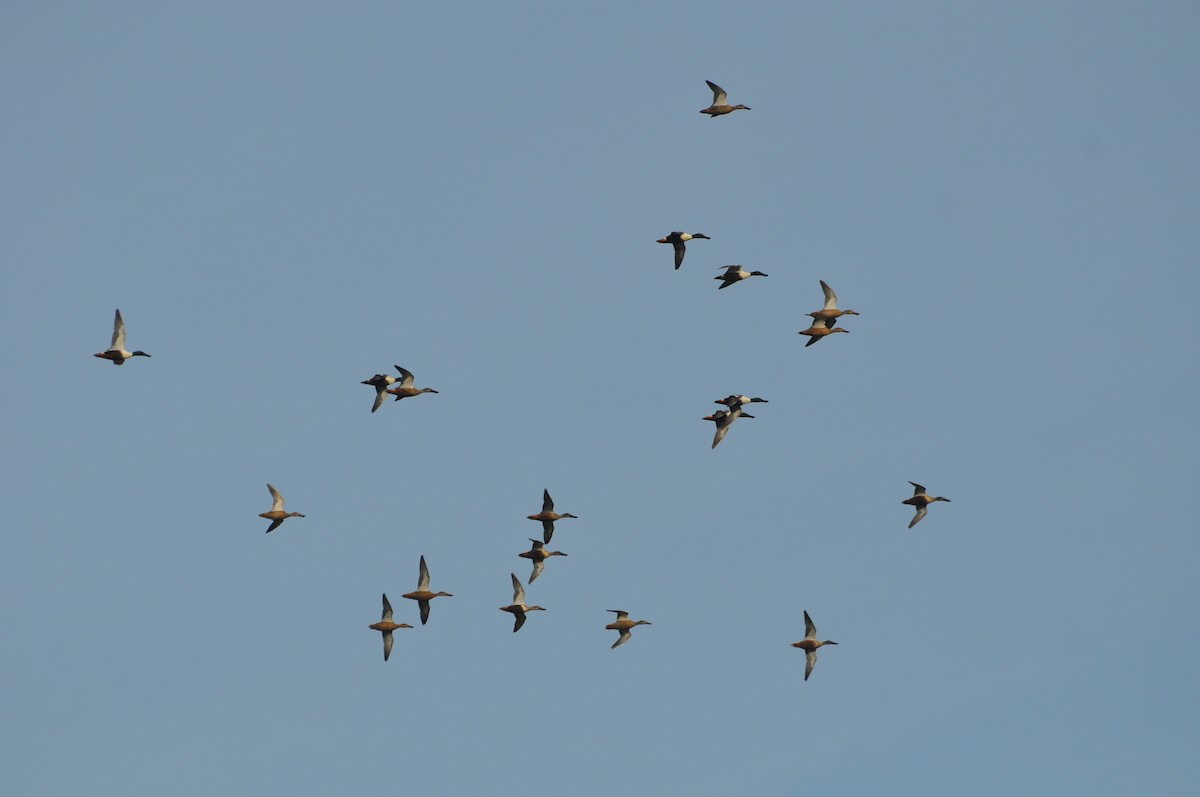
[
  {"x1": 367, "y1": 593, "x2": 412, "y2": 661},
  {"x1": 259, "y1": 484, "x2": 305, "y2": 533},
  {"x1": 791, "y1": 611, "x2": 838, "y2": 681},
  {"x1": 903, "y1": 481, "x2": 951, "y2": 528},
  {"x1": 527, "y1": 489, "x2": 577, "y2": 544},
  {"x1": 518, "y1": 538, "x2": 567, "y2": 584},
  {"x1": 700, "y1": 80, "x2": 751, "y2": 117},
  {"x1": 605, "y1": 610, "x2": 652, "y2": 649},
  {"x1": 499, "y1": 573, "x2": 545, "y2": 632},
  {"x1": 401, "y1": 555, "x2": 453, "y2": 625},
  {"x1": 385, "y1": 366, "x2": 439, "y2": 402}
]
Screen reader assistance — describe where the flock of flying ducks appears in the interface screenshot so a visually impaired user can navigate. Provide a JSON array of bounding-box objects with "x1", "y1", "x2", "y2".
[{"x1": 94, "y1": 80, "x2": 953, "y2": 678}]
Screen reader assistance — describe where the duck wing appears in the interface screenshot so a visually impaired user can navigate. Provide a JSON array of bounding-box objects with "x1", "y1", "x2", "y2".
[{"x1": 706, "y1": 80, "x2": 728, "y2": 105}]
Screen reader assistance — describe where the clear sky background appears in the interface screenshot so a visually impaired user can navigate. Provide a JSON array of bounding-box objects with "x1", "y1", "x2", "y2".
[{"x1": 3, "y1": 2, "x2": 1198, "y2": 795}]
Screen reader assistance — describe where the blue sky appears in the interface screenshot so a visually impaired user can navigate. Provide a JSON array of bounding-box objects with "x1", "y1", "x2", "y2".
[{"x1": 3, "y1": 2, "x2": 1198, "y2": 794}]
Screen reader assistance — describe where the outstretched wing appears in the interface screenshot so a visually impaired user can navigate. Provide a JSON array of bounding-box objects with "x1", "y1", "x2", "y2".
[
  {"x1": 381, "y1": 593, "x2": 393, "y2": 621},
  {"x1": 110, "y1": 309, "x2": 126, "y2": 350},
  {"x1": 417, "y1": 555, "x2": 431, "y2": 591},
  {"x1": 706, "y1": 80, "x2": 728, "y2": 105},
  {"x1": 267, "y1": 484, "x2": 285, "y2": 512},
  {"x1": 819, "y1": 280, "x2": 838, "y2": 311}
]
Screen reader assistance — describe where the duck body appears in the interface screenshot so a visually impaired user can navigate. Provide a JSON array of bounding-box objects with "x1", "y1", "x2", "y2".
[
  {"x1": 385, "y1": 366, "x2": 439, "y2": 402},
  {"x1": 499, "y1": 573, "x2": 545, "y2": 632},
  {"x1": 808, "y1": 280, "x2": 860, "y2": 322},
  {"x1": 715, "y1": 395, "x2": 768, "y2": 409},
  {"x1": 700, "y1": 80, "x2": 751, "y2": 117},
  {"x1": 368, "y1": 594, "x2": 412, "y2": 661},
  {"x1": 94, "y1": 309, "x2": 151, "y2": 365},
  {"x1": 362, "y1": 366, "x2": 408, "y2": 412},
  {"x1": 656, "y1": 231, "x2": 710, "y2": 270},
  {"x1": 790, "y1": 610, "x2": 838, "y2": 681},
  {"x1": 527, "y1": 489, "x2": 577, "y2": 544},
  {"x1": 259, "y1": 484, "x2": 305, "y2": 533},
  {"x1": 703, "y1": 405, "x2": 754, "y2": 449},
  {"x1": 401, "y1": 555, "x2": 453, "y2": 625},
  {"x1": 518, "y1": 539, "x2": 567, "y2": 583},
  {"x1": 605, "y1": 610, "x2": 652, "y2": 649},
  {"x1": 798, "y1": 317, "x2": 849, "y2": 347},
  {"x1": 715, "y1": 265, "x2": 768, "y2": 289},
  {"x1": 902, "y1": 482, "x2": 951, "y2": 528}
]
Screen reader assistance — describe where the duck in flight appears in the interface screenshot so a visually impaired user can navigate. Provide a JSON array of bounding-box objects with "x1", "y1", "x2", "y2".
[
  {"x1": 791, "y1": 611, "x2": 838, "y2": 681},
  {"x1": 702, "y1": 405, "x2": 754, "y2": 449},
  {"x1": 361, "y1": 365, "x2": 408, "y2": 413},
  {"x1": 656, "y1": 231, "x2": 710, "y2": 270},
  {"x1": 903, "y1": 482, "x2": 951, "y2": 528},
  {"x1": 401, "y1": 555, "x2": 453, "y2": 625},
  {"x1": 385, "y1": 366, "x2": 439, "y2": 403},
  {"x1": 700, "y1": 80, "x2": 751, "y2": 117},
  {"x1": 367, "y1": 593, "x2": 412, "y2": 661},
  {"x1": 527, "y1": 489, "x2": 577, "y2": 544},
  {"x1": 715, "y1": 265, "x2": 768, "y2": 290},
  {"x1": 715, "y1": 395, "x2": 768, "y2": 409},
  {"x1": 499, "y1": 573, "x2": 545, "y2": 632},
  {"x1": 808, "y1": 280, "x2": 859, "y2": 324},
  {"x1": 94, "y1": 309, "x2": 150, "y2": 365},
  {"x1": 259, "y1": 484, "x2": 305, "y2": 533},
  {"x1": 518, "y1": 538, "x2": 567, "y2": 584},
  {"x1": 605, "y1": 610, "x2": 652, "y2": 649}
]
